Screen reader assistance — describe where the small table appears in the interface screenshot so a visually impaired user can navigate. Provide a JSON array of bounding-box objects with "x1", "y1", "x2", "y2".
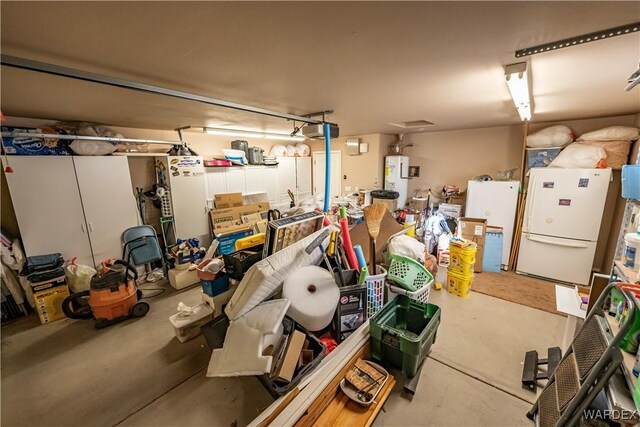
[{"x1": 555, "y1": 284, "x2": 587, "y2": 352}]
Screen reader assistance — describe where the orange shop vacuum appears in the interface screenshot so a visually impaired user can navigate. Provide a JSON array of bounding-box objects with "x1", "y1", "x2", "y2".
[{"x1": 62, "y1": 260, "x2": 149, "y2": 329}]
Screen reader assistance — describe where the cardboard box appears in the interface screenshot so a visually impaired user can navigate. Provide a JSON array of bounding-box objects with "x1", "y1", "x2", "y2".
[
  {"x1": 169, "y1": 267, "x2": 199, "y2": 290},
  {"x1": 214, "y1": 192, "x2": 244, "y2": 209},
  {"x1": 474, "y1": 244, "x2": 484, "y2": 273},
  {"x1": 277, "y1": 329, "x2": 306, "y2": 383},
  {"x1": 264, "y1": 211, "x2": 323, "y2": 257},
  {"x1": 210, "y1": 203, "x2": 270, "y2": 229},
  {"x1": 439, "y1": 203, "x2": 462, "y2": 219},
  {"x1": 215, "y1": 226, "x2": 255, "y2": 255},
  {"x1": 457, "y1": 217, "x2": 487, "y2": 245},
  {"x1": 31, "y1": 275, "x2": 70, "y2": 324},
  {"x1": 447, "y1": 194, "x2": 466, "y2": 206}
]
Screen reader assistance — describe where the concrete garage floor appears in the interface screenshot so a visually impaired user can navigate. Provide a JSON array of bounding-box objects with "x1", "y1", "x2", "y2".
[{"x1": 1, "y1": 279, "x2": 564, "y2": 426}]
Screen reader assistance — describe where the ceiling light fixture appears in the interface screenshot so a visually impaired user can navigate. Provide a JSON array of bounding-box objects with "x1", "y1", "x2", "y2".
[
  {"x1": 505, "y1": 62, "x2": 532, "y2": 121},
  {"x1": 204, "y1": 127, "x2": 305, "y2": 142}
]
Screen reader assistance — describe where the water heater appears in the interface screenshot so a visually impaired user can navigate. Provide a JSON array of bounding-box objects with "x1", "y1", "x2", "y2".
[{"x1": 384, "y1": 155, "x2": 409, "y2": 208}]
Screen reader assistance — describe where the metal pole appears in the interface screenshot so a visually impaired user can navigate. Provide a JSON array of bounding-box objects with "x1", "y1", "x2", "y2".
[
  {"x1": 323, "y1": 122, "x2": 331, "y2": 213},
  {"x1": 1, "y1": 55, "x2": 322, "y2": 125}
]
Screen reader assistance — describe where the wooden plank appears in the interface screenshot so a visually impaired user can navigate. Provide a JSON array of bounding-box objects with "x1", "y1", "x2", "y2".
[
  {"x1": 314, "y1": 375, "x2": 397, "y2": 427},
  {"x1": 510, "y1": 123, "x2": 529, "y2": 271},
  {"x1": 257, "y1": 387, "x2": 300, "y2": 427},
  {"x1": 294, "y1": 343, "x2": 369, "y2": 427}
]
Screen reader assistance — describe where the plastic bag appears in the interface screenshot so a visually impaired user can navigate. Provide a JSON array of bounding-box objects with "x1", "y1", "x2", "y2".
[
  {"x1": 526, "y1": 125, "x2": 573, "y2": 148},
  {"x1": 388, "y1": 235, "x2": 426, "y2": 263},
  {"x1": 295, "y1": 143, "x2": 310, "y2": 157},
  {"x1": 578, "y1": 140, "x2": 631, "y2": 170},
  {"x1": 548, "y1": 143, "x2": 606, "y2": 169},
  {"x1": 577, "y1": 126, "x2": 639, "y2": 142},
  {"x1": 66, "y1": 261, "x2": 97, "y2": 292},
  {"x1": 70, "y1": 139, "x2": 117, "y2": 156},
  {"x1": 269, "y1": 144, "x2": 287, "y2": 157}
]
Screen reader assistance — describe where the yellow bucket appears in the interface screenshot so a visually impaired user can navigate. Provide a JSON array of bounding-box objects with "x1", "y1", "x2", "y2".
[
  {"x1": 449, "y1": 245, "x2": 477, "y2": 274},
  {"x1": 446, "y1": 270, "x2": 474, "y2": 298},
  {"x1": 448, "y1": 245, "x2": 476, "y2": 274}
]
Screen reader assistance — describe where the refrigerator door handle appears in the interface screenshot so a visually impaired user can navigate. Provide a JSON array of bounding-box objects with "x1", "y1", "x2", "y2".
[
  {"x1": 526, "y1": 234, "x2": 589, "y2": 249},
  {"x1": 525, "y1": 175, "x2": 536, "y2": 232}
]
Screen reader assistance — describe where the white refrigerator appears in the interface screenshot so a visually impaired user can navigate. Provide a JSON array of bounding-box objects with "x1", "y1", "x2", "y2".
[
  {"x1": 516, "y1": 168, "x2": 612, "y2": 285},
  {"x1": 384, "y1": 156, "x2": 409, "y2": 208},
  {"x1": 466, "y1": 180, "x2": 520, "y2": 269},
  {"x1": 161, "y1": 156, "x2": 211, "y2": 247}
]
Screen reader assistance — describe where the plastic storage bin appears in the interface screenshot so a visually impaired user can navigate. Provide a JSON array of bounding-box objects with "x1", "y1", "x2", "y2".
[
  {"x1": 446, "y1": 270, "x2": 474, "y2": 298},
  {"x1": 370, "y1": 295, "x2": 441, "y2": 378},
  {"x1": 387, "y1": 254, "x2": 434, "y2": 292},
  {"x1": 365, "y1": 266, "x2": 387, "y2": 318},
  {"x1": 526, "y1": 147, "x2": 562, "y2": 168},
  {"x1": 622, "y1": 165, "x2": 640, "y2": 199},
  {"x1": 258, "y1": 316, "x2": 326, "y2": 398},
  {"x1": 448, "y1": 244, "x2": 477, "y2": 274},
  {"x1": 169, "y1": 303, "x2": 214, "y2": 343},
  {"x1": 201, "y1": 273, "x2": 230, "y2": 297}
]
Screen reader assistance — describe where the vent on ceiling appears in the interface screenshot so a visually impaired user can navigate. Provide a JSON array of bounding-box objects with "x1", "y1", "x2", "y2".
[{"x1": 389, "y1": 120, "x2": 434, "y2": 129}]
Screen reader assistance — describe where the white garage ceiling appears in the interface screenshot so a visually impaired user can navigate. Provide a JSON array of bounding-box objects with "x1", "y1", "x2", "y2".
[{"x1": 1, "y1": 1, "x2": 639, "y2": 136}]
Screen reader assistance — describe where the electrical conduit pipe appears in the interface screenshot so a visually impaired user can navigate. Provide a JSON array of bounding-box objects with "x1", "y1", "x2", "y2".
[{"x1": 323, "y1": 122, "x2": 331, "y2": 213}]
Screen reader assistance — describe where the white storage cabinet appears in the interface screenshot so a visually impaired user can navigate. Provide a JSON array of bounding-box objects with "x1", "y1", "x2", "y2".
[{"x1": 3, "y1": 156, "x2": 139, "y2": 268}]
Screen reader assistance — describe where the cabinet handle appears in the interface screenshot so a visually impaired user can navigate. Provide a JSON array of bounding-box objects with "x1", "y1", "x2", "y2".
[
  {"x1": 81, "y1": 223, "x2": 86, "y2": 233},
  {"x1": 88, "y1": 222, "x2": 94, "y2": 233}
]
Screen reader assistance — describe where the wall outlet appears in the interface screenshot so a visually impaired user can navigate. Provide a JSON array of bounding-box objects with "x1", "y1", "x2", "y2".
[{"x1": 345, "y1": 186, "x2": 352, "y2": 192}]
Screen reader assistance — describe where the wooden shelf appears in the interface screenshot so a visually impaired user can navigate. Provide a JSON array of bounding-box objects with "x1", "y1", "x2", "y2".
[
  {"x1": 608, "y1": 315, "x2": 638, "y2": 392},
  {"x1": 614, "y1": 260, "x2": 639, "y2": 284}
]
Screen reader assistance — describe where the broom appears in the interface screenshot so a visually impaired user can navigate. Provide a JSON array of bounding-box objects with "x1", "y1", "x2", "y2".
[{"x1": 363, "y1": 203, "x2": 387, "y2": 272}]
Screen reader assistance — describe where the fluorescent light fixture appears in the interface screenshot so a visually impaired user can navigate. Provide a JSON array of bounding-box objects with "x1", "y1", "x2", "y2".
[
  {"x1": 505, "y1": 62, "x2": 532, "y2": 121},
  {"x1": 204, "y1": 127, "x2": 305, "y2": 142}
]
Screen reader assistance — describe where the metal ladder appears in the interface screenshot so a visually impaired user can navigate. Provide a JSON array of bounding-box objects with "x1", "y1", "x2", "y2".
[{"x1": 526, "y1": 282, "x2": 636, "y2": 427}]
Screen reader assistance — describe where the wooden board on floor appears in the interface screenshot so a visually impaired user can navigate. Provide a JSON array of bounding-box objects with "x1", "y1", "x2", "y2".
[
  {"x1": 313, "y1": 375, "x2": 396, "y2": 427},
  {"x1": 294, "y1": 343, "x2": 370, "y2": 427}
]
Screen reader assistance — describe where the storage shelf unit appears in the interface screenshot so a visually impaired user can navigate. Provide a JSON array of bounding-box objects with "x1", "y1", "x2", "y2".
[{"x1": 204, "y1": 158, "x2": 311, "y2": 211}]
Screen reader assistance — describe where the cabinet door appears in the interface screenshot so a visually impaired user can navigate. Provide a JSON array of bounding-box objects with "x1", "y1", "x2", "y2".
[
  {"x1": 2, "y1": 156, "x2": 93, "y2": 266},
  {"x1": 226, "y1": 167, "x2": 246, "y2": 194},
  {"x1": 164, "y1": 156, "x2": 211, "y2": 246},
  {"x1": 244, "y1": 166, "x2": 263, "y2": 194},
  {"x1": 205, "y1": 168, "x2": 227, "y2": 199},
  {"x1": 262, "y1": 166, "x2": 279, "y2": 206},
  {"x1": 277, "y1": 158, "x2": 296, "y2": 205},
  {"x1": 74, "y1": 156, "x2": 140, "y2": 266},
  {"x1": 296, "y1": 157, "x2": 312, "y2": 200}
]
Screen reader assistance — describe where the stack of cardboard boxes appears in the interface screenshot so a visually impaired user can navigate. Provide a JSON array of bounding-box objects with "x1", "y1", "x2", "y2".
[
  {"x1": 457, "y1": 217, "x2": 487, "y2": 273},
  {"x1": 209, "y1": 192, "x2": 270, "y2": 255}
]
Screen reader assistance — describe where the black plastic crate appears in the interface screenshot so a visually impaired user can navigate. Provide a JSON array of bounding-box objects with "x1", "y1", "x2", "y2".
[{"x1": 259, "y1": 316, "x2": 326, "y2": 398}]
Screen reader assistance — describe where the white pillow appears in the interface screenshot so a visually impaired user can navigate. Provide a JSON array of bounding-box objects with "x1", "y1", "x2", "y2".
[
  {"x1": 577, "y1": 126, "x2": 639, "y2": 142},
  {"x1": 548, "y1": 143, "x2": 606, "y2": 169},
  {"x1": 526, "y1": 125, "x2": 573, "y2": 148}
]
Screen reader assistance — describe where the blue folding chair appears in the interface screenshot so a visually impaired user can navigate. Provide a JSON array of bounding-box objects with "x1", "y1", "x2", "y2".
[{"x1": 122, "y1": 225, "x2": 166, "y2": 277}]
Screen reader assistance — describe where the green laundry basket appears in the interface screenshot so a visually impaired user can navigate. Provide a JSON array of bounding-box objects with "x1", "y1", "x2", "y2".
[{"x1": 387, "y1": 254, "x2": 434, "y2": 292}]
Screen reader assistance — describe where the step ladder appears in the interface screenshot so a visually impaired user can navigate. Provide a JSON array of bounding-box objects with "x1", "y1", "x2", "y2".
[
  {"x1": 526, "y1": 282, "x2": 636, "y2": 427},
  {"x1": 522, "y1": 347, "x2": 562, "y2": 392}
]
